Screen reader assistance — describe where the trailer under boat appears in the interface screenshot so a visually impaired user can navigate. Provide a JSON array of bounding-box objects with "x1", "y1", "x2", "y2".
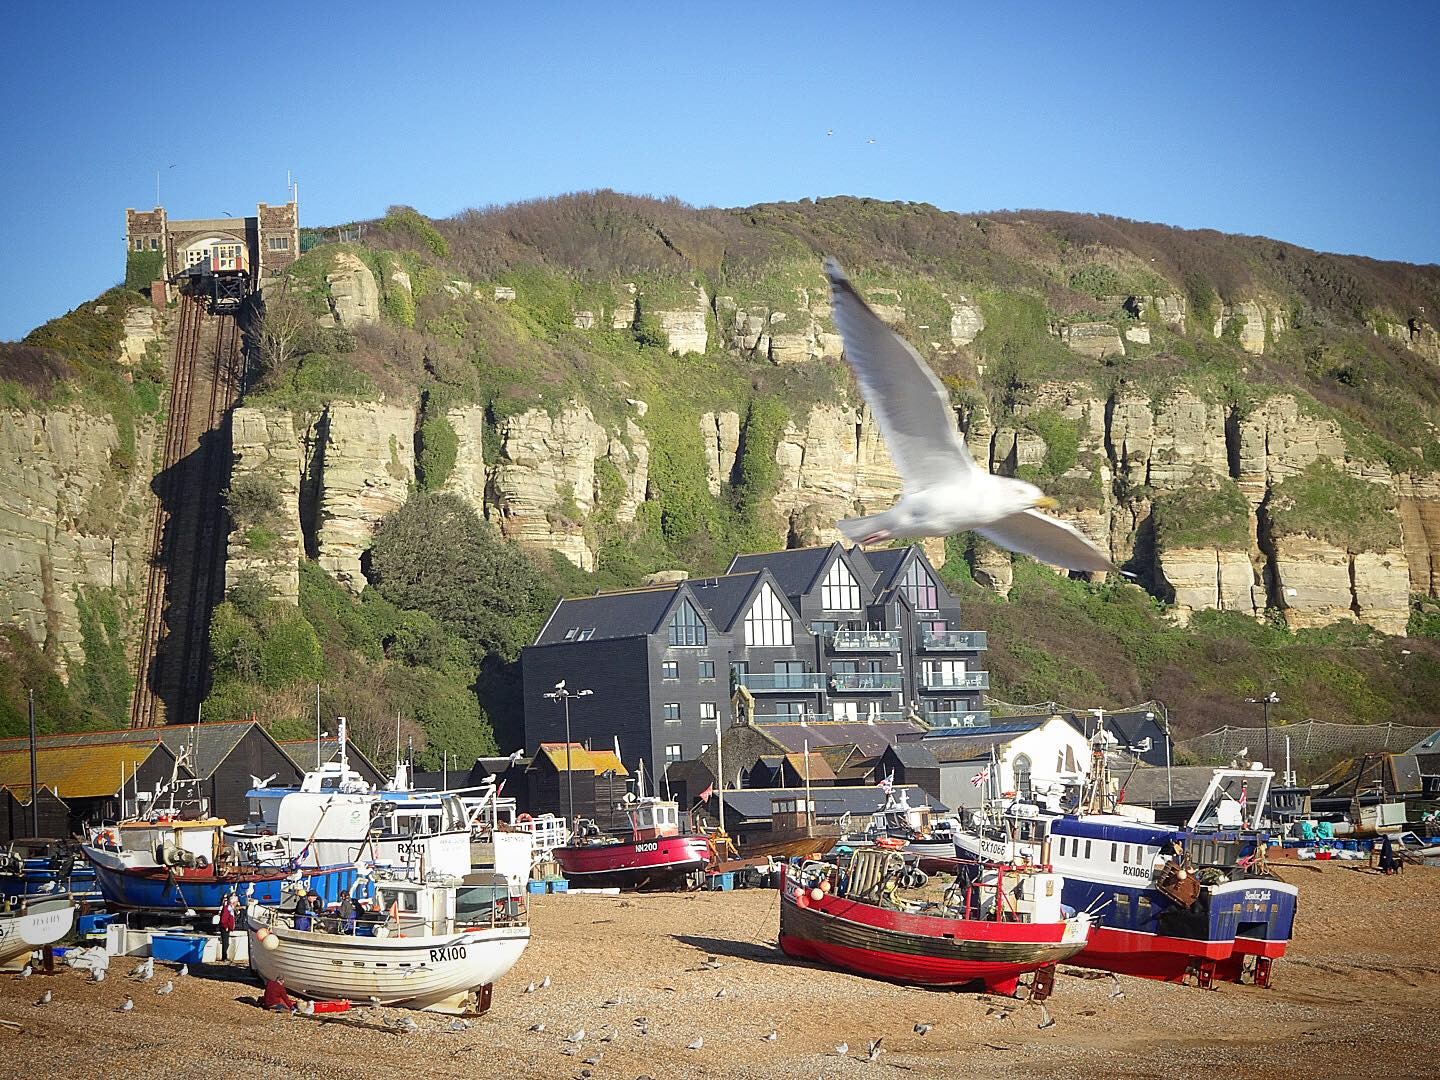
[{"x1": 778, "y1": 848, "x2": 1091, "y2": 996}]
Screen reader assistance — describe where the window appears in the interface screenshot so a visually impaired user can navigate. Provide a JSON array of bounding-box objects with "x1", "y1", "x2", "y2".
[
  {"x1": 744, "y1": 583, "x2": 793, "y2": 646},
  {"x1": 901, "y1": 560, "x2": 939, "y2": 610},
  {"x1": 730, "y1": 661, "x2": 748, "y2": 683},
  {"x1": 1013, "y1": 754, "x2": 1032, "y2": 798},
  {"x1": 576, "y1": 628, "x2": 594, "y2": 641},
  {"x1": 922, "y1": 620, "x2": 947, "y2": 634},
  {"x1": 699, "y1": 702, "x2": 717, "y2": 721},
  {"x1": 1084, "y1": 840, "x2": 1092, "y2": 859},
  {"x1": 149, "y1": 237, "x2": 159, "y2": 250},
  {"x1": 698, "y1": 661, "x2": 715, "y2": 681},
  {"x1": 810, "y1": 620, "x2": 838, "y2": 637},
  {"x1": 832, "y1": 701, "x2": 858, "y2": 721},
  {"x1": 661, "y1": 661, "x2": 678, "y2": 680},
  {"x1": 820, "y1": 559, "x2": 862, "y2": 610},
  {"x1": 669, "y1": 600, "x2": 708, "y2": 646},
  {"x1": 1110, "y1": 843, "x2": 1118, "y2": 862},
  {"x1": 563, "y1": 628, "x2": 578, "y2": 640},
  {"x1": 664, "y1": 744, "x2": 682, "y2": 763},
  {"x1": 775, "y1": 702, "x2": 804, "y2": 719},
  {"x1": 267, "y1": 235, "x2": 291, "y2": 251},
  {"x1": 700, "y1": 743, "x2": 711, "y2": 754},
  {"x1": 662, "y1": 703, "x2": 680, "y2": 723},
  {"x1": 133, "y1": 237, "x2": 143, "y2": 251}
]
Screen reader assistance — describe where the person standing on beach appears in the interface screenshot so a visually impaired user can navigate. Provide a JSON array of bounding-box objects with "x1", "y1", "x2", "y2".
[{"x1": 218, "y1": 893, "x2": 238, "y2": 962}]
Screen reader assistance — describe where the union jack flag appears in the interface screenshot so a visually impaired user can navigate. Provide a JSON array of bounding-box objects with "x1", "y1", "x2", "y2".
[{"x1": 971, "y1": 767, "x2": 990, "y2": 788}]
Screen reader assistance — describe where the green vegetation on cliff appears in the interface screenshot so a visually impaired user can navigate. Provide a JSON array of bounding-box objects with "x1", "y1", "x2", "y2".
[
  {"x1": 1266, "y1": 460, "x2": 1402, "y2": 552},
  {"x1": 1152, "y1": 477, "x2": 1252, "y2": 550}
]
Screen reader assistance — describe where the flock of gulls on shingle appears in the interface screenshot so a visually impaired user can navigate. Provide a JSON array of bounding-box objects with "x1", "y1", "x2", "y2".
[{"x1": 10, "y1": 943, "x2": 1132, "y2": 1075}]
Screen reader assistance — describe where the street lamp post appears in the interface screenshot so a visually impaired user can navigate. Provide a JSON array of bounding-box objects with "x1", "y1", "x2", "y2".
[
  {"x1": 1243, "y1": 691, "x2": 1279, "y2": 768},
  {"x1": 543, "y1": 681, "x2": 593, "y2": 828}
]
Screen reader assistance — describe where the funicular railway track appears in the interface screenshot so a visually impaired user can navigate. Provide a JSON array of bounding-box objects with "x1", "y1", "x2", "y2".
[{"x1": 129, "y1": 296, "x2": 243, "y2": 728}]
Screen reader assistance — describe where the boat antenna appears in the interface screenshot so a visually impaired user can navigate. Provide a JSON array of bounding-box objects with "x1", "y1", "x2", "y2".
[
  {"x1": 337, "y1": 715, "x2": 349, "y2": 776},
  {"x1": 27, "y1": 689, "x2": 38, "y2": 837},
  {"x1": 315, "y1": 683, "x2": 322, "y2": 770}
]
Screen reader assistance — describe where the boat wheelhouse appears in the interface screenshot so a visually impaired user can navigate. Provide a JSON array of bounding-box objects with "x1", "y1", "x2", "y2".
[{"x1": 551, "y1": 797, "x2": 712, "y2": 889}]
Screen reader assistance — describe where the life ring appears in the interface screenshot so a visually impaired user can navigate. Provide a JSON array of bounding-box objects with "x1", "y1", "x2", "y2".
[
  {"x1": 95, "y1": 829, "x2": 119, "y2": 849},
  {"x1": 517, "y1": 813, "x2": 533, "y2": 823},
  {"x1": 875, "y1": 837, "x2": 906, "y2": 850}
]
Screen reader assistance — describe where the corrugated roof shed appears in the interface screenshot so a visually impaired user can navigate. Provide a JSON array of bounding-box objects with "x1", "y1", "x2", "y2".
[{"x1": 0, "y1": 742, "x2": 168, "y2": 800}]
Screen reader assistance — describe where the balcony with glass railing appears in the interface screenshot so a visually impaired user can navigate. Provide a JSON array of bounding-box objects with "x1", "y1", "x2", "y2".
[
  {"x1": 828, "y1": 629, "x2": 902, "y2": 651},
  {"x1": 919, "y1": 710, "x2": 991, "y2": 729},
  {"x1": 736, "y1": 672, "x2": 826, "y2": 692},
  {"x1": 830, "y1": 672, "x2": 904, "y2": 692},
  {"x1": 920, "y1": 670, "x2": 990, "y2": 691},
  {"x1": 919, "y1": 630, "x2": 988, "y2": 651}
]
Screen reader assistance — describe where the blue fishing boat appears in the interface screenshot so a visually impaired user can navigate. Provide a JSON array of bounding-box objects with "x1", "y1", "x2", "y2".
[
  {"x1": 82, "y1": 817, "x2": 357, "y2": 915},
  {"x1": 0, "y1": 839, "x2": 100, "y2": 903}
]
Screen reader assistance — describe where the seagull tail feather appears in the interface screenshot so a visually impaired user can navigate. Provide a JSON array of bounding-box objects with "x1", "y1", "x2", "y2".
[{"x1": 837, "y1": 511, "x2": 896, "y2": 545}]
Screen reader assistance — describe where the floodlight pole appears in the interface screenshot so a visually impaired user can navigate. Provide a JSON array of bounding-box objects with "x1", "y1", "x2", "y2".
[{"x1": 544, "y1": 682, "x2": 593, "y2": 826}]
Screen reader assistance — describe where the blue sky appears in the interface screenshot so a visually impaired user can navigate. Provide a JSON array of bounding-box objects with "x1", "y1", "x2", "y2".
[{"x1": 2, "y1": 1, "x2": 1437, "y2": 340}]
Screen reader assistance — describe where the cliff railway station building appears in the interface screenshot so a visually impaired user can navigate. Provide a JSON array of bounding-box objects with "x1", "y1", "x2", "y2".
[{"x1": 125, "y1": 200, "x2": 299, "y2": 309}]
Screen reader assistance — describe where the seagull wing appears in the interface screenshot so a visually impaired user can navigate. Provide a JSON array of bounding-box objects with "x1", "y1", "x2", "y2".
[
  {"x1": 976, "y1": 509, "x2": 1118, "y2": 573},
  {"x1": 825, "y1": 259, "x2": 976, "y2": 493}
]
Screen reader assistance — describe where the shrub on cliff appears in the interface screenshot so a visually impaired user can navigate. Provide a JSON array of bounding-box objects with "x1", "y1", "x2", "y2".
[
  {"x1": 1265, "y1": 459, "x2": 1401, "y2": 553},
  {"x1": 1152, "y1": 477, "x2": 1251, "y2": 550},
  {"x1": 369, "y1": 492, "x2": 555, "y2": 662}
]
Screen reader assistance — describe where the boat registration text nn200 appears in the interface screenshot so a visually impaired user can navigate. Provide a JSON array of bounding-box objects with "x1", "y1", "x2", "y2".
[
  {"x1": 429, "y1": 945, "x2": 467, "y2": 963},
  {"x1": 634, "y1": 842, "x2": 658, "y2": 853}
]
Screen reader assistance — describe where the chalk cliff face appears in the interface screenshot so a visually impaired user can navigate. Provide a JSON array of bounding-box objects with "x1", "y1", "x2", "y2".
[
  {"x1": 0, "y1": 408, "x2": 156, "y2": 675},
  {"x1": 226, "y1": 408, "x2": 304, "y2": 603},
  {"x1": 316, "y1": 403, "x2": 415, "y2": 593}
]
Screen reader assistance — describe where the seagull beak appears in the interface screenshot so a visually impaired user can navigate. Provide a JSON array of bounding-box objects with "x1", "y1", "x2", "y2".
[{"x1": 1034, "y1": 495, "x2": 1059, "y2": 510}]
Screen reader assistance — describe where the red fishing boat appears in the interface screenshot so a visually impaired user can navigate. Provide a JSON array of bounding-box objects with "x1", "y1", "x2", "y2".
[
  {"x1": 779, "y1": 848, "x2": 1091, "y2": 996},
  {"x1": 551, "y1": 797, "x2": 711, "y2": 889}
]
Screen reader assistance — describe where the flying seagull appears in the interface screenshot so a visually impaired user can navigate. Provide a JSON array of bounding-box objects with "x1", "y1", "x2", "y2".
[{"x1": 824, "y1": 259, "x2": 1119, "y2": 573}]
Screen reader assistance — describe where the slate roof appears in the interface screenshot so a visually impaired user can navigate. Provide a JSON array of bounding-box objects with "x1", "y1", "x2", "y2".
[
  {"x1": 1117, "y1": 765, "x2": 1227, "y2": 806},
  {"x1": 884, "y1": 741, "x2": 941, "y2": 770},
  {"x1": 533, "y1": 586, "x2": 683, "y2": 645},
  {"x1": 856, "y1": 547, "x2": 908, "y2": 592},
  {"x1": 1403, "y1": 729, "x2": 1440, "y2": 756},
  {"x1": 275, "y1": 739, "x2": 387, "y2": 784},
  {"x1": 719, "y1": 784, "x2": 937, "y2": 821},
  {"x1": 688, "y1": 572, "x2": 763, "y2": 631},
  {"x1": 0, "y1": 741, "x2": 172, "y2": 801},
  {"x1": 755, "y1": 720, "x2": 923, "y2": 758},
  {"x1": 919, "y1": 720, "x2": 1043, "y2": 763},
  {"x1": 783, "y1": 751, "x2": 837, "y2": 783},
  {"x1": 728, "y1": 547, "x2": 833, "y2": 599},
  {"x1": 663, "y1": 758, "x2": 714, "y2": 791}
]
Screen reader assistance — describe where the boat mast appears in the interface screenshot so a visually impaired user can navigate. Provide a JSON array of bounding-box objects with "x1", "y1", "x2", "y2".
[{"x1": 27, "y1": 689, "x2": 38, "y2": 837}]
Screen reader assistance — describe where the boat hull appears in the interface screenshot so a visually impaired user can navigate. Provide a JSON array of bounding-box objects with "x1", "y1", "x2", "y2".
[
  {"x1": 84, "y1": 848, "x2": 358, "y2": 914},
  {"x1": 0, "y1": 896, "x2": 76, "y2": 967},
  {"x1": 552, "y1": 834, "x2": 711, "y2": 889},
  {"x1": 777, "y1": 868, "x2": 1088, "y2": 992},
  {"x1": 248, "y1": 922, "x2": 531, "y2": 1013}
]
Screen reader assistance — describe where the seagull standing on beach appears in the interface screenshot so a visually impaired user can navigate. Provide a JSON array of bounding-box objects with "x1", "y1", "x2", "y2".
[
  {"x1": 35, "y1": 989, "x2": 52, "y2": 1006},
  {"x1": 824, "y1": 259, "x2": 1119, "y2": 573},
  {"x1": 118, "y1": 995, "x2": 134, "y2": 1012}
]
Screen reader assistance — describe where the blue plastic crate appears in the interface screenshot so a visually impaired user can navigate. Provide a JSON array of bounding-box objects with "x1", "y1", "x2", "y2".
[
  {"x1": 547, "y1": 879, "x2": 569, "y2": 893},
  {"x1": 77, "y1": 912, "x2": 114, "y2": 937},
  {"x1": 526, "y1": 879, "x2": 547, "y2": 895},
  {"x1": 150, "y1": 933, "x2": 206, "y2": 964},
  {"x1": 706, "y1": 872, "x2": 734, "y2": 892}
]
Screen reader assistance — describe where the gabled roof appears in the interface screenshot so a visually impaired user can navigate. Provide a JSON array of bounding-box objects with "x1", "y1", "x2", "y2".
[
  {"x1": 532, "y1": 585, "x2": 685, "y2": 645},
  {"x1": 0, "y1": 741, "x2": 174, "y2": 801},
  {"x1": 586, "y1": 749, "x2": 630, "y2": 777},
  {"x1": 783, "y1": 751, "x2": 837, "y2": 782},
  {"x1": 662, "y1": 758, "x2": 713, "y2": 789},
  {"x1": 884, "y1": 741, "x2": 941, "y2": 770},
  {"x1": 816, "y1": 744, "x2": 863, "y2": 771},
  {"x1": 856, "y1": 547, "x2": 909, "y2": 592},
  {"x1": 0, "y1": 720, "x2": 275, "y2": 783},
  {"x1": 727, "y1": 546, "x2": 836, "y2": 599},
  {"x1": 1118, "y1": 765, "x2": 1230, "y2": 806},
  {"x1": 531, "y1": 743, "x2": 625, "y2": 776},
  {"x1": 688, "y1": 571, "x2": 765, "y2": 631},
  {"x1": 755, "y1": 719, "x2": 923, "y2": 758},
  {"x1": 921, "y1": 720, "x2": 1044, "y2": 763},
  {"x1": 1404, "y1": 729, "x2": 1440, "y2": 756}
]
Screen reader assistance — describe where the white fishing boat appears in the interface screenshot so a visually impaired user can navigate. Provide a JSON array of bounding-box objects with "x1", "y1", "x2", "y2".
[
  {"x1": 0, "y1": 894, "x2": 76, "y2": 968},
  {"x1": 247, "y1": 871, "x2": 529, "y2": 1014},
  {"x1": 236, "y1": 721, "x2": 472, "y2": 877}
]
